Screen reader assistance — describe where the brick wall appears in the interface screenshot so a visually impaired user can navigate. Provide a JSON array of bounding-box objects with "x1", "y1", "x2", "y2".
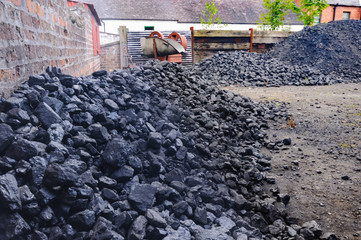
[
  {"x1": 321, "y1": 5, "x2": 361, "y2": 22},
  {"x1": 100, "y1": 41, "x2": 120, "y2": 72},
  {"x1": 293, "y1": 0, "x2": 361, "y2": 23},
  {"x1": 0, "y1": 0, "x2": 101, "y2": 97}
]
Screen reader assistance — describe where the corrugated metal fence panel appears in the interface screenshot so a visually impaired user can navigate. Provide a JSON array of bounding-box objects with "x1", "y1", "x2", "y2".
[{"x1": 127, "y1": 31, "x2": 192, "y2": 67}]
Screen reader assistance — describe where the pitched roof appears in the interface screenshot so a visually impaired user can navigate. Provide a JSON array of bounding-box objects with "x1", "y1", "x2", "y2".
[
  {"x1": 327, "y1": 0, "x2": 361, "y2": 6},
  {"x1": 83, "y1": 0, "x2": 301, "y2": 24}
]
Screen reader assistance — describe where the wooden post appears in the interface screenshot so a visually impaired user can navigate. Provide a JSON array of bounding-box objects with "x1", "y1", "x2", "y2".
[{"x1": 119, "y1": 26, "x2": 127, "y2": 69}]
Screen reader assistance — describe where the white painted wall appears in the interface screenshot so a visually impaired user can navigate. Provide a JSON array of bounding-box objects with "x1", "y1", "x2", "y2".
[
  {"x1": 100, "y1": 32, "x2": 120, "y2": 45},
  {"x1": 101, "y1": 19, "x2": 304, "y2": 34}
]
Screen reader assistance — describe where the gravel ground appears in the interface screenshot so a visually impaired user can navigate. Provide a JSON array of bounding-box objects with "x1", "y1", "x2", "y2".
[{"x1": 224, "y1": 83, "x2": 361, "y2": 239}]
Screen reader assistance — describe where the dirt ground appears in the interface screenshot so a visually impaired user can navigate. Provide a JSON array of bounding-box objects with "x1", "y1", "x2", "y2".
[{"x1": 224, "y1": 83, "x2": 361, "y2": 240}]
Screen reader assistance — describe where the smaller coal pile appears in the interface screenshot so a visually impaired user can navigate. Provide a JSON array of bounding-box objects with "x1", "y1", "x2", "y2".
[
  {"x1": 269, "y1": 20, "x2": 361, "y2": 82},
  {"x1": 194, "y1": 20, "x2": 361, "y2": 87},
  {"x1": 0, "y1": 64, "x2": 334, "y2": 239},
  {"x1": 193, "y1": 51, "x2": 336, "y2": 87}
]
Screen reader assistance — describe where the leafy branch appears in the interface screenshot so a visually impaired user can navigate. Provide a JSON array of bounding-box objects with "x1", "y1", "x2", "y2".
[
  {"x1": 257, "y1": 0, "x2": 293, "y2": 31},
  {"x1": 258, "y1": 0, "x2": 329, "y2": 30},
  {"x1": 200, "y1": 0, "x2": 228, "y2": 30},
  {"x1": 291, "y1": 0, "x2": 329, "y2": 26}
]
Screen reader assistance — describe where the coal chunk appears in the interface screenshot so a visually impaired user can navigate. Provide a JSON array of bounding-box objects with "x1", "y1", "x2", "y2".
[
  {"x1": 128, "y1": 215, "x2": 147, "y2": 240},
  {"x1": 277, "y1": 193, "x2": 291, "y2": 204},
  {"x1": 165, "y1": 168, "x2": 184, "y2": 184},
  {"x1": 19, "y1": 185, "x2": 35, "y2": 204},
  {"x1": 147, "y1": 227, "x2": 168, "y2": 240},
  {"x1": 98, "y1": 176, "x2": 117, "y2": 188},
  {"x1": 28, "y1": 75, "x2": 46, "y2": 87},
  {"x1": 0, "y1": 173, "x2": 21, "y2": 211},
  {"x1": 5, "y1": 137, "x2": 42, "y2": 161},
  {"x1": 104, "y1": 99, "x2": 119, "y2": 111},
  {"x1": 0, "y1": 123, "x2": 15, "y2": 154},
  {"x1": 35, "y1": 187, "x2": 56, "y2": 206},
  {"x1": 147, "y1": 132, "x2": 163, "y2": 149},
  {"x1": 34, "y1": 102, "x2": 62, "y2": 129},
  {"x1": 128, "y1": 184, "x2": 157, "y2": 213},
  {"x1": 102, "y1": 136, "x2": 133, "y2": 167},
  {"x1": 194, "y1": 227, "x2": 231, "y2": 240},
  {"x1": 68, "y1": 209, "x2": 96, "y2": 231},
  {"x1": 111, "y1": 165, "x2": 134, "y2": 182},
  {"x1": 44, "y1": 96, "x2": 64, "y2": 114},
  {"x1": 102, "y1": 188, "x2": 119, "y2": 202},
  {"x1": 145, "y1": 209, "x2": 167, "y2": 228},
  {"x1": 47, "y1": 123, "x2": 65, "y2": 142},
  {"x1": 282, "y1": 138, "x2": 292, "y2": 145},
  {"x1": 163, "y1": 226, "x2": 191, "y2": 240},
  {"x1": 43, "y1": 163, "x2": 79, "y2": 187},
  {"x1": 88, "y1": 123, "x2": 111, "y2": 144},
  {"x1": 194, "y1": 207, "x2": 208, "y2": 225},
  {"x1": 92, "y1": 70, "x2": 107, "y2": 77},
  {"x1": 40, "y1": 206, "x2": 55, "y2": 222},
  {"x1": 90, "y1": 217, "x2": 125, "y2": 240},
  {"x1": 0, "y1": 212, "x2": 30, "y2": 239},
  {"x1": 7, "y1": 108, "x2": 30, "y2": 124},
  {"x1": 172, "y1": 200, "x2": 189, "y2": 217}
]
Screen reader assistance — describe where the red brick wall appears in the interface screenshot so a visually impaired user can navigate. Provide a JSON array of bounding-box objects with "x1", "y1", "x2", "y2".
[
  {"x1": 0, "y1": 0, "x2": 101, "y2": 97},
  {"x1": 321, "y1": 5, "x2": 361, "y2": 22},
  {"x1": 293, "y1": 1, "x2": 361, "y2": 23},
  {"x1": 100, "y1": 41, "x2": 120, "y2": 72}
]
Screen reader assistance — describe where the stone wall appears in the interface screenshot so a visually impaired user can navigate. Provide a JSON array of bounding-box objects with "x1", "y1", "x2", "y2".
[
  {"x1": 0, "y1": 0, "x2": 101, "y2": 97},
  {"x1": 100, "y1": 41, "x2": 120, "y2": 72}
]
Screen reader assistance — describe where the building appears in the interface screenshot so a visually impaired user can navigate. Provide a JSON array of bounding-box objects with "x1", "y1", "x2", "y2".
[
  {"x1": 320, "y1": 0, "x2": 361, "y2": 22},
  {"x1": 0, "y1": 0, "x2": 102, "y2": 97},
  {"x1": 84, "y1": 0, "x2": 304, "y2": 35},
  {"x1": 294, "y1": 0, "x2": 361, "y2": 23}
]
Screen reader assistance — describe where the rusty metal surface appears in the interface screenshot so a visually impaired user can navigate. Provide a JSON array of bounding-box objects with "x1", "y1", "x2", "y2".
[
  {"x1": 127, "y1": 31, "x2": 192, "y2": 67},
  {"x1": 140, "y1": 37, "x2": 185, "y2": 58}
]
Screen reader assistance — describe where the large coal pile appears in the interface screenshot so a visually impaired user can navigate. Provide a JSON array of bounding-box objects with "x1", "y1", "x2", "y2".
[
  {"x1": 0, "y1": 65, "x2": 331, "y2": 239},
  {"x1": 269, "y1": 20, "x2": 361, "y2": 81},
  {"x1": 193, "y1": 51, "x2": 335, "y2": 87}
]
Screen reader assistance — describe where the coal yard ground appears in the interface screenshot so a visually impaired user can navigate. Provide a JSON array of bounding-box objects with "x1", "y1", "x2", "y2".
[
  {"x1": 224, "y1": 84, "x2": 361, "y2": 240},
  {"x1": 0, "y1": 20, "x2": 360, "y2": 240}
]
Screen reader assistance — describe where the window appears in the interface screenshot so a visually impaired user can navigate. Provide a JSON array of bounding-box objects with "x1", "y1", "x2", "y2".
[
  {"x1": 342, "y1": 12, "x2": 351, "y2": 20},
  {"x1": 314, "y1": 14, "x2": 321, "y2": 24},
  {"x1": 144, "y1": 26, "x2": 154, "y2": 31}
]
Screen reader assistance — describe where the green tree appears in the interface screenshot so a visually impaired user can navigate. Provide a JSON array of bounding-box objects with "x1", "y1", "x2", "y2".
[
  {"x1": 291, "y1": 0, "x2": 329, "y2": 26},
  {"x1": 258, "y1": 0, "x2": 329, "y2": 30},
  {"x1": 200, "y1": 0, "x2": 227, "y2": 29},
  {"x1": 257, "y1": 0, "x2": 294, "y2": 31}
]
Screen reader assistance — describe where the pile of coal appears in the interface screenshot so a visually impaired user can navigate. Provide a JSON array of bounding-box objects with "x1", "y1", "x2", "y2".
[
  {"x1": 0, "y1": 64, "x2": 333, "y2": 240},
  {"x1": 193, "y1": 51, "x2": 337, "y2": 87},
  {"x1": 194, "y1": 20, "x2": 360, "y2": 87},
  {"x1": 269, "y1": 20, "x2": 361, "y2": 82}
]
